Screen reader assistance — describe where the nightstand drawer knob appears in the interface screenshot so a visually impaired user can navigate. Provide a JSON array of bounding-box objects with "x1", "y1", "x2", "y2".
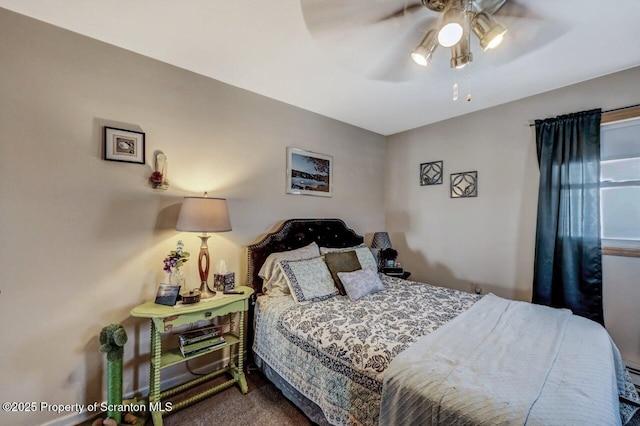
[{"x1": 205, "y1": 311, "x2": 212, "y2": 318}]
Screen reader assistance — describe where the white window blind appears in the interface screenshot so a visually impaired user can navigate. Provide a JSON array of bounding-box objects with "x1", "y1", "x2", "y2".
[{"x1": 600, "y1": 117, "x2": 640, "y2": 248}]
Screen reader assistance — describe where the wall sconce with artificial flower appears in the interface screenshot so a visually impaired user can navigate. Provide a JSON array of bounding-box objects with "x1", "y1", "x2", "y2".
[{"x1": 150, "y1": 151, "x2": 169, "y2": 190}]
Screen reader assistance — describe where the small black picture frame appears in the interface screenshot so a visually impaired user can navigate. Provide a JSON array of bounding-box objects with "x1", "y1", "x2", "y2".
[
  {"x1": 104, "y1": 126, "x2": 145, "y2": 164},
  {"x1": 420, "y1": 161, "x2": 443, "y2": 186},
  {"x1": 450, "y1": 171, "x2": 478, "y2": 198},
  {"x1": 155, "y1": 284, "x2": 181, "y2": 306}
]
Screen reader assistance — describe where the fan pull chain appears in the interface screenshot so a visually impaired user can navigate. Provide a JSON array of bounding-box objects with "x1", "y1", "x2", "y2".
[{"x1": 467, "y1": 67, "x2": 472, "y2": 102}]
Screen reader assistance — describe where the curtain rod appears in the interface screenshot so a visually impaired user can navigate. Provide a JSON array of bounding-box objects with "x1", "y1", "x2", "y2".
[{"x1": 527, "y1": 103, "x2": 640, "y2": 127}]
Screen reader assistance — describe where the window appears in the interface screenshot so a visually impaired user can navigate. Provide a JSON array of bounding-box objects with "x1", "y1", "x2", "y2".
[{"x1": 601, "y1": 107, "x2": 640, "y2": 257}]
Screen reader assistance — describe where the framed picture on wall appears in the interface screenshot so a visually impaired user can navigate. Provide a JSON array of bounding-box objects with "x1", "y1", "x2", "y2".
[
  {"x1": 450, "y1": 171, "x2": 478, "y2": 198},
  {"x1": 420, "y1": 160, "x2": 443, "y2": 185},
  {"x1": 103, "y1": 126, "x2": 145, "y2": 164},
  {"x1": 286, "y1": 147, "x2": 333, "y2": 197}
]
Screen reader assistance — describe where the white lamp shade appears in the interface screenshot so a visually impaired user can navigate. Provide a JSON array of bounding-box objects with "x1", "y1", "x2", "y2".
[{"x1": 176, "y1": 197, "x2": 232, "y2": 232}]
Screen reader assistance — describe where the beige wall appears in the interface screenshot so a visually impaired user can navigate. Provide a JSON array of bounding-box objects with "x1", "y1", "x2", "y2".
[
  {"x1": 0, "y1": 9, "x2": 385, "y2": 425},
  {"x1": 386, "y1": 66, "x2": 640, "y2": 367}
]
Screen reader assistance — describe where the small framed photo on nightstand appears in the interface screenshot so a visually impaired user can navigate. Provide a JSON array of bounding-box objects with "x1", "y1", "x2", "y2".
[{"x1": 155, "y1": 284, "x2": 181, "y2": 306}]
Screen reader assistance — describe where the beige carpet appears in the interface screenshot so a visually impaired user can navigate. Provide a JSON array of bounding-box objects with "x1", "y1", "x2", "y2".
[
  {"x1": 80, "y1": 370, "x2": 311, "y2": 426},
  {"x1": 155, "y1": 371, "x2": 311, "y2": 426}
]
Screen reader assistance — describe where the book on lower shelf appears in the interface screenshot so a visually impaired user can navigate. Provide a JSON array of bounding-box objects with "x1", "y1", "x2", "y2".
[
  {"x1": 178, "y1": 325, "x2": 226, "y2": 357},
  {"x1": 178, "y1": 325, "x2": 222, "y2": 346},
  {"x1": 179, "y1": 335, "x2": 226, "y2": 357}
]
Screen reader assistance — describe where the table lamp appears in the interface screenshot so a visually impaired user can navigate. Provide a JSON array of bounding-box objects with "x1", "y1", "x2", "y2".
[
  {"x1": 371, "y1": 232, "x2": 392, "y2": 271},
  {"x1": 176, "y1": 193, "x2": 231, "y2": 298}
]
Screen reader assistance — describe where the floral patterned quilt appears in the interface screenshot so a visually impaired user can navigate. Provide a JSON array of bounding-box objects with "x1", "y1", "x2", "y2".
[{"x1": 253, "y1": 276, "x2": 480, "y2": 425}]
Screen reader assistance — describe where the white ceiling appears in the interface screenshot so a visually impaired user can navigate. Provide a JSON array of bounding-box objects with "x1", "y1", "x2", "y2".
[{"x1": 2, "y1": 0, "x2": 640, "y2": 135}]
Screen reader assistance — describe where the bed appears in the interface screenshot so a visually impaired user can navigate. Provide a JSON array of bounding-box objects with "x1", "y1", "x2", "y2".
[{"x1": 246, "y1": 218, "x2": 639, "y2": 425}]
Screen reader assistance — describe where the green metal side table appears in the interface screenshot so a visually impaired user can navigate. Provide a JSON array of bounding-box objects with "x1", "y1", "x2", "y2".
[{"x1": 131, "y1": 286, "x2": 254, "y2": 425}]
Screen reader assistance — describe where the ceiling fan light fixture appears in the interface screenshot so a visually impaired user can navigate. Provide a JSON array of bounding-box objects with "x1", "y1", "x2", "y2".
[
  {"x1": 411, "y1": 29, "x2": 439, "y2": 66},
  {"x1": 471, "y1": 12, "x2": 507, "y2": 50},
  {"x1": 438, "y1": 2, "x2": 465, "y2": 47},
  {"x1": 450, "y1": 32, "x2": 472, "y2": 69}
]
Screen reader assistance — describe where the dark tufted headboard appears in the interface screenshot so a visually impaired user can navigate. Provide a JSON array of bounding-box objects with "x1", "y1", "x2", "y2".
[{"x1": 246, "y1": 218, "x2": 364, "y2": 295}]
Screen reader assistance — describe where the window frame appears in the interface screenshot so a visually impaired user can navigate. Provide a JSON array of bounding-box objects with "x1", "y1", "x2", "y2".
[{"x1": 600, "y1": 105, "x2": 640, "y2": 258}]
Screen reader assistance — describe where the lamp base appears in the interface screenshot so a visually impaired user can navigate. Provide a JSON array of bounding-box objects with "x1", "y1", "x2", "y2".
[{"x1": 198, "y1": 281, "x2": 216, "y2": 299}]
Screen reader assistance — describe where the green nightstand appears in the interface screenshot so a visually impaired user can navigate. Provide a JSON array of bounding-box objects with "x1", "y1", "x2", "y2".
[{"x1": 131, "y1": 286, "x2": 254, "y2": 425}]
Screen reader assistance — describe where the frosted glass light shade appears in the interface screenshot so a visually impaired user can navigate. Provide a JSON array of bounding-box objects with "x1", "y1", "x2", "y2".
[
  {"x1": 438, "y1": 22, "x2": 463, "y2": 47},
  {"x1": 438, "y1": 2, "x2": 465, "y2": 47},
  {"x1": 176, "y1": 197, "x2": 232, "y2": 232}
]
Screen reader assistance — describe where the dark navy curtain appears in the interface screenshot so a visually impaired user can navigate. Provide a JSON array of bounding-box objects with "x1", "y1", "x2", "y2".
[{"x1": 533, "y1": 109, "x2": 604, "y2": 325}]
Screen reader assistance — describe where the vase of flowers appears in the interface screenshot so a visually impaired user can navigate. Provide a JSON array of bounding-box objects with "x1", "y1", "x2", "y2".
[{"x1": 164, "y1": 240, "x2": 190, "y2": 288}]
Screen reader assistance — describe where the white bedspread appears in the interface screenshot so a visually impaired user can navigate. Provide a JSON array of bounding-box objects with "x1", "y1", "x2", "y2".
[{"x1": 380, "y1": 294, "x2": 627, "y2": 425}]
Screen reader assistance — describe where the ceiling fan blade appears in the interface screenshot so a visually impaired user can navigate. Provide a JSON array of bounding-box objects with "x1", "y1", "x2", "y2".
[
  {"x1": 485, "y1": 12, "x2": 564, "y2": 66},
  {"x1": 360, "y1": 16, "x2": 443, "y2": 81},
  {"x1": 492, "y1": 0, "x2": 543, "y2": 20},
  {"x1": 301, "y1": 0, "x2": 442, "y2": 81},
  {"x1": 301, "y1": 0, "x2": 423, "y2": 35},
  {"x1": 374, "y1": 2, "x2": 424, "y2": 24}
]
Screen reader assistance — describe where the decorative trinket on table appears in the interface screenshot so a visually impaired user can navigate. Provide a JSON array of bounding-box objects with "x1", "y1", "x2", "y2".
[{"x1": 181, "y1": 289, "x2": 201, "y2": 304}]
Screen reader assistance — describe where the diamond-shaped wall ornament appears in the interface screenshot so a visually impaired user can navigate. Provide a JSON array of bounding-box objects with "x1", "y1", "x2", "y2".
[
  {"x1": 450, "y1": 171, "x2": 478, "y2": 198},
  {"x1": 420, "y1": 161, "x2": 443, "y2": 186}
]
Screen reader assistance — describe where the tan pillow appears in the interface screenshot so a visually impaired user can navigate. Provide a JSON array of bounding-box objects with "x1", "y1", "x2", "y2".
[{"x1": 258, "y1": 242, "x2": 320, "y2": 295}]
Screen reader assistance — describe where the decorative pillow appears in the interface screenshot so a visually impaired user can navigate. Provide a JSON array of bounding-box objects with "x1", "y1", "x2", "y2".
[
  {"x1": 280, "y1": 256, "x2": 339, "y2": 304},
  {"x1": 258, "y1": 242, "x2": 320, "y2": 295},
  {"x1": 320, "y1": 244, "x2": 378, "y2": 272},
  {"x1": 337, "y1": 268, "x2": 386, "y2": 301},
  {"x1": 323, "y1": 251, "x2": 362, "y2": 295}
]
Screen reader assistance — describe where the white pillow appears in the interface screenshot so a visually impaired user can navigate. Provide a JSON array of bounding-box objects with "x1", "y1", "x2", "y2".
[
  {"x1": 280, "y1": 256, "x2": 339, "y2": 304},
  {"x1": 258, "y1": 242, "x2": 320, "y2": 295},
  {"x1": 320, "y1": 244, "x2": 378, "y2": 272},
  {"x1": 337, "y1": 268, "x2": 386, "y2": 301}
]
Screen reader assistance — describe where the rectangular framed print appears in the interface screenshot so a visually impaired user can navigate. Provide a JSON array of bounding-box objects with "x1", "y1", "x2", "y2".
[
  {"x1": 286, "y1": 147, "x2": 333, "y2": 197},
  {"x1": 104, "y1": 126, "x2": 145, "y2": 164}
]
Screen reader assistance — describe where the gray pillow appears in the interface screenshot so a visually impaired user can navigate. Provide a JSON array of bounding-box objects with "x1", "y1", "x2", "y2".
[{"x1": 337, "y1": 268, "x2": 385, "y2": 301}]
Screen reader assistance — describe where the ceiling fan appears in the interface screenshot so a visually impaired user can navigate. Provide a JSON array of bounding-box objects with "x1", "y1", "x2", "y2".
[
  {"x1": 300, "y1": 0, "x2": 539, "y2": 81},
  {"x1": 410, "y1": 0, "x2": 508, "y2": 69}
]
